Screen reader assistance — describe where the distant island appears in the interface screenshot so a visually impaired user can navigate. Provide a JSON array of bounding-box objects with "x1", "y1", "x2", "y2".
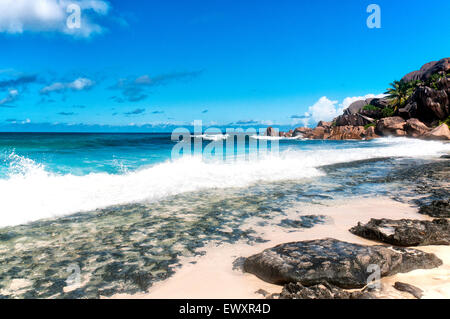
[{"x1": 268, "y1": 58, "x2": 450, "y2": 141}]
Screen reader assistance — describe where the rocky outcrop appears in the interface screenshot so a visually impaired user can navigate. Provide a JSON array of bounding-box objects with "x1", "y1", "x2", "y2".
[
  {"x1": 278, "y1": 281, "x2": 375, "y2": 299},
  {"x1": 271, "y1": 58, "x2": 449, "y2": 141},
  {"x1": 243, "y1": 238, "x2": 442, "y2": 288},
  {"x1": 292, "y1": 127, "x2": 312, "y2": 137},
  {"x1": 419, "y1": 200, "x2": 450, "y2": 218},
  {"x1": 335, "y1": 114, "x2": 373, "y2": 127},
  {"x1": 326, "y1": 126, "x2": 377, "y2": 140},
  {"x1": 402, "y1": 58, "x2": 450, "y2": 82},
  {"x1": 298, "y1": 124, "x2": 379, "y2": 141},
  {"x1": 404, "y1": 118, "x2": 431, "y2": 137},
  {"x1": 405, "y1": 82, "x2": 449, "y2": 122},
  {"x1": 350, "y1": 218, "x2": 450, "y2": 246},
  {"x1": 265, "y1": 127, "x2": 279, "y2": 137},
  {"x1": 375, "y1": 117, "x2": 407, "y2": 136},
  {"x1": 317, "y1": 121, "x2": 332, "y2": 128},
  {"x1": 305, "y1": 126, "x2": 329, "y2": 139},
  {"x1": 343, "y1": 100, "x2": 370, "y2": 115},
  {"x1": 327, "y1": 126, "x2": 365, "y2": 140},
  {"x1": 370, "y1": 98, "x2": 391, "y2": 109},
  {"x1": 423, "y1": 123, "x2": 450, "y2": 140},
  {"x1": 393, "y1": 282, "x2": 423, "y2": 299}
]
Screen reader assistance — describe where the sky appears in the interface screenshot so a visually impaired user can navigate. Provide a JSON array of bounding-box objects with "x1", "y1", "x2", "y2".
[{"x1": 0, "y1": 0, "x2": 449, "y2": 132}]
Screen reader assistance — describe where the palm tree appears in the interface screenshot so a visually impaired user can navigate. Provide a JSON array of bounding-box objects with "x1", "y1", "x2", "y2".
[{"x1": 384, "y1": 80, "x2": 416, "y2": 111}]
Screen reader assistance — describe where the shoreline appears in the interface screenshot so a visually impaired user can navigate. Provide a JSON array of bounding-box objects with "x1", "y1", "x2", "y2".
[{"x1": 109, "y1": 197, "x2": 450, "y2": 299}]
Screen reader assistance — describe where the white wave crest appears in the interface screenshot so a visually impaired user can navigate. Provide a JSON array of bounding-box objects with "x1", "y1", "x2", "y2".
[{"x1": 0, "y1": 137, "x2": 449, "y2": 227}]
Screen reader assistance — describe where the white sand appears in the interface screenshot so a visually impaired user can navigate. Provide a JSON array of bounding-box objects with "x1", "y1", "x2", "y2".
[{"x1": 109, "y1": 197, "x2": 449, "y2": 299}]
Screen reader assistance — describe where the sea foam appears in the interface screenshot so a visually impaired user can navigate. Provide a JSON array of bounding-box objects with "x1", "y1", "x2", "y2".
[{"x1": 0, "y1": 137, "x2": 449, "y2": 227}]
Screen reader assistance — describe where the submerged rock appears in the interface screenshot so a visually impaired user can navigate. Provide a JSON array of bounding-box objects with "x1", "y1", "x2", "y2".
[
  {"x1": 350, "y1": 218, "x2": 450, "y2": 246},
  {"x1": 393, "y1": 282, "x2": 423, "y2": 299},
  {"x1": 243, "y1": 238, "x2": 442, "y2": 288},
  {"x1": 279, "y1": 281, "x2": 375, "y2": 299},
  {"x1": 419, "y1": 200, "x2": 450, "y2": 218}
]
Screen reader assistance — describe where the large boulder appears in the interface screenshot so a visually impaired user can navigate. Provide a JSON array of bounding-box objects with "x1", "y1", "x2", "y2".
[
  {"x1": 293, "y1": 127, "x2": 312, "y2": 137},
  {"x1": 404, "y1": 118, "x2": 431, "y2": 137},
  {"x1": 334, "y1": 114, "x2": 372, "y2": 127},
  {"x1": 412, "y1": 85, "x2": 449, "y2": 121},
  {"x1": 399, "y1": 101, "x2": 419, "y2": 119},
  {"x1": 375, "y1": 117, "x2": 407, "y2": 136},
  {"x1": 304, "y1": 126, "x2": 330, "y2": 139},
  {"x1": 370, "y1": 98, "x2": 390, "y2": 109},
  {"x1": 400, "y1": 77, "x2": 449, "y2": 122},
  {"x1": 350, "y1": 218, "x2": 450, "y2": 246},
  {"x1": 243, "y1": 238, "x2": 442, "y2": 288},
  {"x1": 423, "y1": 123, "x2": 450, "y2": 140},
  {"x1": 317, "y1": 121, "x2": 332, "y2": 128},
  {"x1": 327, "y1": 126, "x2": 364, "y2": 140},
  {"x1": 343, "y1": 100, "x2": 369, "y2": 115},
  {"x1": 365, "y1": 126, "x2": 379, "y2": 139},
  {"x1": 265, "y1": 127, "x2": 278, "y2": 137},
  {"x1": 402, "y1": 58, "x2": 450, "y2": 82}
]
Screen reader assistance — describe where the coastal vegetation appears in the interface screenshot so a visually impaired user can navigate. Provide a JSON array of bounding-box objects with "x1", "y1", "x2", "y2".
[{"x1": 274, "y1": 57, "x2": 450, "y2": 141}]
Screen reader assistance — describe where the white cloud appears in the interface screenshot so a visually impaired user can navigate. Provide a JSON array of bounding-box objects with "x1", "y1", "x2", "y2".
[
  {"x1": 0, "y1": 89, "x2": 19, "y2": 105},
  {"x1": 340, "y1": 93, "x2": 387, "y2": 109},
  {"x1": 69, "y1": 77, "x2": 94, "y2": 90},
  {"x1": 0, "y1": 0, "x2": 111, "y2": 37},
  {"x1": 293, "y1": 93, "x2": 385, "y2": 127},
  {"x1": 308, "y1": 96, "x2": 343, "y2": 123},
  {"x1": 41, "y1": 77, "x2": 95, "y2": 94}
]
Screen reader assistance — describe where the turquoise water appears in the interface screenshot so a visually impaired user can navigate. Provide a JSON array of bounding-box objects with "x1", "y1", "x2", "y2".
[
  {"x1": 0, "y1": 133, "x2": 449, "y2": 227},
  {"x1": 0, "y1": 132, "x2": 383, "y2": 176},
  {"x1": 0, "y1": 133, "x2": 449, "y2": 298}
]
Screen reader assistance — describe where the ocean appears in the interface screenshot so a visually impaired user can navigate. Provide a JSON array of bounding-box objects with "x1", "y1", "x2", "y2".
[{"x1": 0, "y1": 133, "x2": 449, "y2": 298}]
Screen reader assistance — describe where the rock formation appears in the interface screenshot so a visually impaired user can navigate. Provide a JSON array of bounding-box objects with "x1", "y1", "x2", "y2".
[
  {"x1": 243, "y1": 238, "x2": 442, "y2": 288},
  {"x1": 375, "y1": 117, "x2": 407, "y2": 136},
  {"x1": 349, "y1": 218, "x2": 450, "y2": 246},
  {"x1": 393, "y1": 282, "x2": 424, "y2": 299},
  {"x1": 419, "y1": 200, "x2": 450, "y2": 218},
  {"x1": 270, "y1": 58, "x2": 450, "y2": 141},
  {"x1": 424, "y1": 123, "x2": 450, "y2": 140},
  {"x1": 404, "y1": 118, "x2": 431, "y2": 137},
  {"x1": 402, "y1": 58, "x2": 450, "y2": 82}
]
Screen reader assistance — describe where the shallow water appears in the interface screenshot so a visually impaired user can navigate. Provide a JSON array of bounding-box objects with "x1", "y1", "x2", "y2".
[
  {"x1": 0, "y1": 134, "x2": 449, "y2": 298},
  {"x1": 1, "y1": 155, "x2": 448, "y2": 298}
]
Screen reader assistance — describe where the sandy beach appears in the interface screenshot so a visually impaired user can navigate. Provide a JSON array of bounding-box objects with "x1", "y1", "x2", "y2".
[{"x1": 109, "y1": 197, "x2": 450, "y2": 299}]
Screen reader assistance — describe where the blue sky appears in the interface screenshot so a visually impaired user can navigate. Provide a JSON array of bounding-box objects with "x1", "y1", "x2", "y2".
[{"x1": 0, "y1": 0, "x2": 449, "y2": 132}]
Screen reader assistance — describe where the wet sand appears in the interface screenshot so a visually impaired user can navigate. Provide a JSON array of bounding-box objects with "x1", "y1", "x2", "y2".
[{"x1": 110, "y1": 197, "x2": 450, "y2": 299}]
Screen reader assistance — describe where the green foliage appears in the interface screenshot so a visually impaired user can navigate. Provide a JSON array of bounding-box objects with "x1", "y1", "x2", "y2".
[
  {"x1": 363, "y1": 104, "x2": 379, "y2": 111},
  {"x1": 382, "y1": 107, "x2": 395, "y2": 118},
  {"x1": 439, "y1": 116, "x2": 450, "y2": 127},
  {"x1": 364, "y1": 123, "x2": 376, "y2": 130},
  {"x1": 426, "y1": 73, "x2": 446, "y2": 90},
  {"x1": 384, "y1": 80, "x2": 416, "y2": 111}
]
